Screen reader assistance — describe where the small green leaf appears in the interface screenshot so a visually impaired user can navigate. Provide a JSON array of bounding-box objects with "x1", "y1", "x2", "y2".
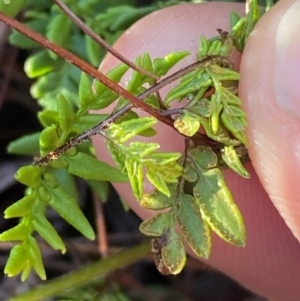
[
  {"x1": 221, "y1": 146, "x2": 250, "y2": 178},
  {"x1": 15, "y1": 166, "x2": 42, "y2": 188},
  {"x1": 230, "y1": 17, "x2": 246, "y2": 51},
  {"x1": 57, "y1": 94, "x2": 76, "y2": 131},
  {"x1": 210, "y1": 94, "x2": 223, "y2": 134},
  {"x1": 189, "y1": 147, "x2": 218, "y2": 170},
  {"x1": 38, "y1": 110, "x2": 59, "y2": 127},
  {"x1": 78, "y1": 72, "x2": 93, "y2": 107},
  {"x1": 207, "y1": 65, "x2": 240, "y2": 81},
  {"x1": 66, "y1": 152, "x2": 128, "y2": 182},
  {"x1": 174, "y1": 111, "x2": 200, "y2": 137},
  {"x1": 127, "y1": 53, "x2": 154, "y2": 93},
  {"x1": 27, "y1": 236, "x2": 46, "y2": 280},
  {"x1": 139, "y1": 213, "x2": 172, "y2": 237},
  {"x1": 31, "y1": 67, "x2": 78, "y2": 109},
  {"x1": 230, "y1": 11, "x2": 242, "y2": 28},
  {"x1": 7, "y1": 132, "x2": 40, "y2": 155},
  {"x1": 92, "y1": 63, "x2": 129, "y2": 110},
  {"x1": 193, "y1": 168, "x2": 246, "y2": 246},
  {"x1": 198, "y1": 35, "x2": 209, "y2": 59},
  {"x1": 157, "y1": 163, "x2": 182, "y2": 184},
  {"x1": 224, "y1": 105, "x2": 246, "y2": 117},
  {"x1": 0, "y1": 224, "x2": 27, "y2": 241},
  {"x1": 199, "y1": 117, "x2": 241, "y2": 146},
  {"x1": 114, "y1": 109, "x2": 139, "y2": 124},
  {"x1": 106, "y1": 141, "x2": 126, "y2": 171},
  {"x1": 146, "y1": 168, "x2": 170, "y2": 197},
  {"x1": 186, "y1": 98, "x2": 211, "y2": 118},
  {"x1": 49, "y1": 186, "x2": 95, "y2": 240},
  {"x1": 24, "y1": 50, "x2": 58, "y2": 78},
  {"x1": 5, "y1": 244, "x2": 27, "y2": 278},
  {"x1": 144, "y1": 94, "x2": 160, "y2": 109},
  {"x1": 165, "y1": 70, "x2": 211, "y2": 104},
  {"x1": 46, "y1": 13, "x2": 72, "y2": 48},
  {"x1": 73, "y1": 114, "x2": 108, "y2": 133},
  {"x1": 141, "y1": 52, "x2": 153, "y2": 73},
  {"x1": 176, "y1": 194, "x2": 211, "y2": 258},
  {"x1": 181, "y1": 158, "x2": 198, "y2": 183},
  {"x1": 161, "y1": 228, "x2": 186, "y2": 275},
  {"x1": 21, "y1": 262, "x2": 32, "y2": 283},
  {"x1": 38, "y1": 185, "x2": 52, "y2": 202},
  {"x1": 266, "y1": 0, "x2": 274, "y2": 11},
  {"x1": 0, "y1": 0, "x2": 26, "y2": 17},
  {"x1": 140, "y1": 188, "x2": 174, "y2": 210},
  {"x1": 244, "y1": 0, "x2": 261, "y2": 44},
  {"x1": 207, "y1": 39, "x2": 222, "y2": 56},
  {"x1": 221, "y1": 107, "x2": 247, "y2": 146},
  {"x1": 50, "y1": 166, "x2": 79, "y2": 200},
  {"x1": 139, "y1": 127, "x2": 157, "y2": 137},
  {"x1": 219, "y1": 87, "x2": 242, "y2": 106},
  {"x1": 127, "y1": 142, "x2": 160, "y2": 158},
  {"x1": 230, "y1": 0, "x2": 263, "y2": 51},
  {"x1": 9, "y1": 19, "x2": 46, "y2": 49},
  {"x1": 106, "y1": 117, "x2": 157, "y2": 143},
  {"x1": 219, "y1": 36, "x2": 234, "y2": 57},
  {"x1": 85, "y1": 34, "x2": 104, "y2": 67},
  {"x1": 153, "y1": 51, "x2": 190, "y2": 76},
  {"x1": 42, "y1": 172, "x2": 59, "y2": 188},
  {"x1": 101, "y1": 63, "x2": 129, "y2": 85},
  {"x1": 144, "y1": 152, "x2": 182, "y2": 166},
  {"x1": 39, "y1": 125, "x2": 60, "y2": 154},
  {"x1": 49, "y1": 156, "x2": 69, "y2": 169},
  {"x1": 125, "y1": 158, "x2": 143, "y2": 200},
  {"x1": 32, "y1": 214, "x2": 66, "y2": 253},
  {"x1": 4, "y1": 194, "x2": 34, "y2": 218}
]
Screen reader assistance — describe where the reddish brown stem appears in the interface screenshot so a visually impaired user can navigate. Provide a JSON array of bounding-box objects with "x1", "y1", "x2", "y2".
[
  {"x1": 93, "y1": 192, "x2": 108, "y2": 258},
  {"x1": 34, "y1": 56, "x2": 225, "y2": 166},
  {"x1": 0, "y1": 11, "x2": 168, "y2": 125},
  {"x1": 0, "y1": 11, "x2": 228, "y2": 166}
]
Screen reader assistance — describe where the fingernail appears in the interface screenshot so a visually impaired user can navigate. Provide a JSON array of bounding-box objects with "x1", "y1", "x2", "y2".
[{"x1": 274, "y1": 0, "x2": 300, "y2": 120}]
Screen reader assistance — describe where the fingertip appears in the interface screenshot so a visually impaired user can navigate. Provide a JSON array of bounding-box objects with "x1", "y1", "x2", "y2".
[{"x1": 239, "y1": 0, "x2": 300, "y2": 241}]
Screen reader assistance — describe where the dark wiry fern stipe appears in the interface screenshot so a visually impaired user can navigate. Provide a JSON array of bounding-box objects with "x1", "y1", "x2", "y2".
[{"x1": 34, "y1": 55, "x2": 231, "y2": 166}]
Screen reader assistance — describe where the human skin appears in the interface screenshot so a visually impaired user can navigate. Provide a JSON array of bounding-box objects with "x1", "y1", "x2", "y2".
[{"x1": 92, "y1": 1, "x2": 300, "y2": 300}]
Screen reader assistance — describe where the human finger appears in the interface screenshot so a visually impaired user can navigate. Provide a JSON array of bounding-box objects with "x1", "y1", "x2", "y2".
[{"x1": 93, "y1": 3, "x2": 300, "y2": 300}]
